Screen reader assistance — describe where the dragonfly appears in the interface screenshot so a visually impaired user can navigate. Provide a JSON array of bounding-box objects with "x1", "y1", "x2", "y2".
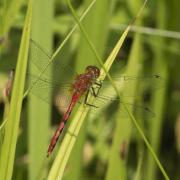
[
  {"x1": 26, "y1": 40, "x2": 165, "y2": 157},
  {"x1": 46, "y1": 65, "x2": 101, "y2": 157}
]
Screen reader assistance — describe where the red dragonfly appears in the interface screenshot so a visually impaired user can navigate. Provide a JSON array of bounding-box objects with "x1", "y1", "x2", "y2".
[
  {"x1": 26, "y1": 40, "x2": 165, "y2": 157},
  {"x1": 47, "y1": 65, "x2": 101, "y2": 157}
]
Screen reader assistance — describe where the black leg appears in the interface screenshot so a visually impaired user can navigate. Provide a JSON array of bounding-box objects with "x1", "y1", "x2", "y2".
[
  {"x1": 84, "y1": 89, "x2": 90, "y2": 104},
  {"x1": 94, "y1": 81, "x2": 102, "y2": 88},
  {"x1": 90, "y1": 87, "x2": 98, "y2": 97},
  {"x1": 83, "y1": 90, "x2": 98, "y2": 108},
  {"x1": 90, "y1": 80, "x2": 102, "y2": 97}
]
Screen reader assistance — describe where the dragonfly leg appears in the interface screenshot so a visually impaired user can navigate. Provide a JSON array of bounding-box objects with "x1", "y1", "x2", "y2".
[
  {"x1": 84, "y1": 90, "x2": 98, "y2": 108},
  {"x1": 94, "y1": 80, "x2": 102, "y2": 88},
  {"x1": 91, "y1": 81, "x2": 102, "y2": 97}
]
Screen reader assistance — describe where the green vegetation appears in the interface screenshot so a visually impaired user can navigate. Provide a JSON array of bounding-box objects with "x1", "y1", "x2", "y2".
[{"x1": 0, "y1": 0, "x2": 179, "y2": 180}]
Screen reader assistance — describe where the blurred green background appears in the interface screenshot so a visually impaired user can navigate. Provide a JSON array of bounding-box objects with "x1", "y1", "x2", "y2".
[{"x1": 0, "y1": 0, "x2": 180, "y2": 180}]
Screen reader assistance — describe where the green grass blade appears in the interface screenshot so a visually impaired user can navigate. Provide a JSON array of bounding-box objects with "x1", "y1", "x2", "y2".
[
  {"x1": 105, "y1": 33, "x2": 144, "y2": 180},
  {"x1": 146, "y1": 0, "x2": 169, "y2": 179},
  {"x1": 27, "y1": 0, "x2": 53, "y2": 179},
  {"x1": 0, "y1": 1, "x2": 32, "y2": 179},
  {"x1": 0, "y1": 0, "x2": 23, "y2": 37},
  {"x1": 105, "y1": 1, "x2": 145, "y2": 178}
]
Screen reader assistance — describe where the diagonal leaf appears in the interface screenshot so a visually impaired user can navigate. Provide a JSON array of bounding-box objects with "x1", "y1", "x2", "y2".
[{"x1": 0, "y1": 1, "x2": 32, "y2": 180}]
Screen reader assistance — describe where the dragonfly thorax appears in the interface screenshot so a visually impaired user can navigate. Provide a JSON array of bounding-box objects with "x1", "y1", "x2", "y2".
[{"x1": 71, "y1": 66, "x2": 100, "y2": 94}]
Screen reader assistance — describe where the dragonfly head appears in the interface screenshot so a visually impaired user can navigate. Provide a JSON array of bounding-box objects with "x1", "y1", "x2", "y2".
[{"x1": 86, "y1": 66, "x2": 100, "y2": 79}]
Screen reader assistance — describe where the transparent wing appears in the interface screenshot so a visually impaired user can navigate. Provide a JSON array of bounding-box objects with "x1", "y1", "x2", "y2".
[
  {"x1": 89, "y1": 95, "x2": 155, "y2": 120},
  {"x1": 87, "y1": 74, "x2": 165, "y2": 119},
  {"x1": 26, "y1": 73, "x2": 73, "y2": 111},
  {"x1": 99, "y1": 74, "x2": 166, "y2": 98},
  {"x1": 26, "y1": 39, "x2": 77, "y2": 110},
  {"x1": 28, "y1": 39, "x2": 75, "y2": 86}
]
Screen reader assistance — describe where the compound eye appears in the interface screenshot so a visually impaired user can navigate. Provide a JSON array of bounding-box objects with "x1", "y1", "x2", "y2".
[{"x1": 86, "y1": 66, "x2": 92, "y2": 71}]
